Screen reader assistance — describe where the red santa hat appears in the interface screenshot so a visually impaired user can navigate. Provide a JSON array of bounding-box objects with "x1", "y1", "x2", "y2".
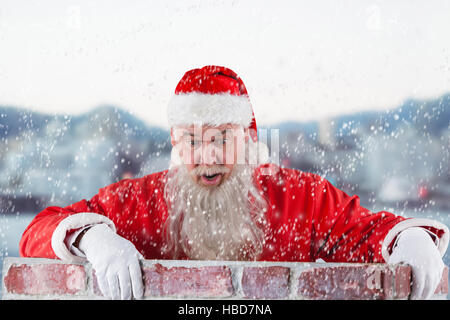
[{"x1": 168, "y1": 65, "x2": 269, "y2": 166}]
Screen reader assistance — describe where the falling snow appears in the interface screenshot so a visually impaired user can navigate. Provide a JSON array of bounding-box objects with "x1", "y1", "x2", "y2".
[{"x1": 1, "y1": 90, "x2": 449, "y2": 299}]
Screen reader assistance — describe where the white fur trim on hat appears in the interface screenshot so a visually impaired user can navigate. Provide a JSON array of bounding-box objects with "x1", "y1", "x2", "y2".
[
  {"x1": 381, "y1": 217, "x2": 449, "y2": 262},
  {"x1": 51, "y1": 212, "x2": 116, "y2": 263},
  {"x1": 167, "y1": 93, "x2": 254, "y2": 127}
]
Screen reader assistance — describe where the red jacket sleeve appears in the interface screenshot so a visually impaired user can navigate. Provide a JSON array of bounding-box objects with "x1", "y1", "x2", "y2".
[
  {"x1": 310, "y1": 174, "x2": 406, "y2": 263},
  {"x1": 19, "y1": 194, "x2": 108, "y2": 259},
  {"x1": 20, "y1": 170, "x2": 170, "y2": 262}
]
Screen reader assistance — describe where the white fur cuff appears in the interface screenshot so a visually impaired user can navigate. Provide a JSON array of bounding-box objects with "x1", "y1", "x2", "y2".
[
  {"x1": 381, "y1": 218, "x2": 449, "y2": 262},
  {"x1": 51, "y1": 212, "x2": 116, "y2": 263}
]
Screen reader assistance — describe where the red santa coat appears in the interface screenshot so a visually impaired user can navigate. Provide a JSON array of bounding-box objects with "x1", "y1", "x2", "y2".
[{"x1": 19, "y1": 163, "x2": 449, "y2": 264}]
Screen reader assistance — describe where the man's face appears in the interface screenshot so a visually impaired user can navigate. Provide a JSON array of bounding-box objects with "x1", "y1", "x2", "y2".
[{"x1": 171, "y1": 123, "x2": 249, "y2": 188}]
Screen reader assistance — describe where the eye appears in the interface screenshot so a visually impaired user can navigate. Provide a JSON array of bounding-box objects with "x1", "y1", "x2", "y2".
[
  {"x1": 190, "y1": 140, "x2": 201, "y2": 147},
  {"x1": 214, "y1": 138, "x2": 227, "y2": 146}
]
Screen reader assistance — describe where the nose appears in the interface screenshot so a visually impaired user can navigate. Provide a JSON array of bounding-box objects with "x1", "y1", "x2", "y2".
[{"x1": 201, "y1": 141, "x2": 216, "y2": 165}]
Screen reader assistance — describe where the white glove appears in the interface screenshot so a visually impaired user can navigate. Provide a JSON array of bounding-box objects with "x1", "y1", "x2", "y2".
[
  {"x1": 77, "y1": 223, "x2": 144, "y2": 300},
  {"x1": 388, "y1": 227, "x2": 444, "y2": 300}
]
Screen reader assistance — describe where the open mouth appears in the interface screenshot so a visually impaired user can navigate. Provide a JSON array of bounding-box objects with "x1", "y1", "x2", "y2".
[{"x1": 200, "y1": 173, "x2": 223, "y2": 186}]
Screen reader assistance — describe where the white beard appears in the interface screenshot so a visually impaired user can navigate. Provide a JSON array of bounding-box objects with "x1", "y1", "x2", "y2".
[{"x1": 163, "y1": 163, "x2": 268, "y2": 261}]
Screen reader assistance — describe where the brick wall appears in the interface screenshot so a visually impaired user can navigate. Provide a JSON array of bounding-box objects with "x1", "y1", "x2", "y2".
[{"x1": 2, "y1": 257, "x2": 448, "y2": 300}]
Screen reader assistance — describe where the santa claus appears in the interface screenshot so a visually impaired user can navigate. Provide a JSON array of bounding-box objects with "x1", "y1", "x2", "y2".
[{"x1": 20, "y1": 66, "x2": 448, "y2": 300}]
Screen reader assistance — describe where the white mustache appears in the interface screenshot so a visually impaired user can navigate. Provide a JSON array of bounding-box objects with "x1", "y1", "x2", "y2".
[{"x1": 192, "y1": 165, "x2": 231, "y2": 176}]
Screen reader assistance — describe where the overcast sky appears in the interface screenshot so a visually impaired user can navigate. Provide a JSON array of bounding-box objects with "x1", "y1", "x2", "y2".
[{"x1": 1, "y1": 0, "x2": 449, "y2": 128}]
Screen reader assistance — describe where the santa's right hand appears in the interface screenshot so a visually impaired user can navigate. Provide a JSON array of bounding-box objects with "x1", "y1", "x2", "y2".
[{"x1": 78, "y1": 224, "x2": 144, "y2": 300}]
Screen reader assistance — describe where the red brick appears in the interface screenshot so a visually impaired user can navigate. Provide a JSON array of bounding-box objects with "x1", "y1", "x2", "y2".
[
  {"x1": 3, "y1": 258, "x2": 447, "y2": 300},
  {"x1": 297, "y1": 265, "x2": 388, "y2": 300},
  {"x1": 381, "y1": 267, "x2": 395, "y2": 299},
  {"x1": 394, "y1": 265, "x2": 411, "y2": 299},
  {"x1": 3, "y1": 263, "x2": 86, "y2": 296},
  {"x1": 142, "y1": 263, "x2": 233, "y2": 298},
  {"x1": 241, "y1": 266, "x2": 290, "y2": 299}
]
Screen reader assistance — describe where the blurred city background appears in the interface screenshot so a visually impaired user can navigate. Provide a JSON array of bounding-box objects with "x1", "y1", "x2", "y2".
[{"x1": 1, "y1": 93, "x2": 449, "y2": 268}]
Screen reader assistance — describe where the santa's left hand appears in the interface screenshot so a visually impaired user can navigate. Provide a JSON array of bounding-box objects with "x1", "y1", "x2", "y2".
[{"x1": 388, "y1": 227, "x2": 444, "y2": 300}]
